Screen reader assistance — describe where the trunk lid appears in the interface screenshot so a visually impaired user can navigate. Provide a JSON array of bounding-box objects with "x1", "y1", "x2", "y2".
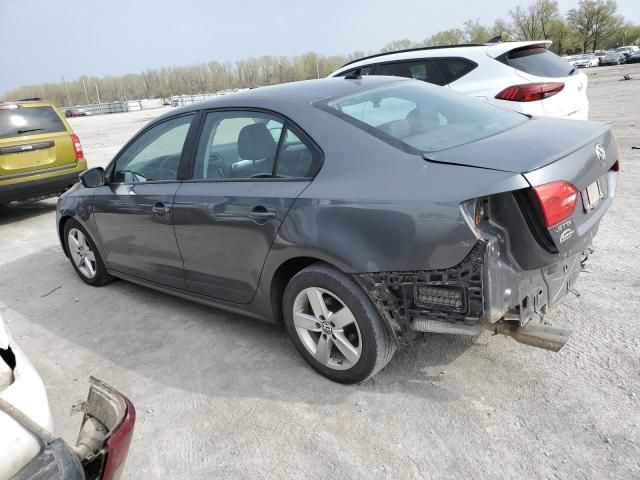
[
  {"x1": 428, "y1": 117, "x2": 617, "y2": 254},
  {"x1": 425, "y1": 117, "x2": 609, "y2": 173}
]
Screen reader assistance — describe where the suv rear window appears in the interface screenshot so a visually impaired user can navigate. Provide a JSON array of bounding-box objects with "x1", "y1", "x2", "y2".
[
  {"x1": 0, "y1": 106, "x2": 67, "y2": 140},
  {"x1": 318, "y1": 81, "x2": 526, "y2": 153},
  {"x1": 497, "y1": 47, "x2": 575, "y2": 78}
]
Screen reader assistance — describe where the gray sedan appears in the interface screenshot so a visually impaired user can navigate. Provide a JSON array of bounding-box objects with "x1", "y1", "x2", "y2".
[{"x1": 57, "y1": 76, "x2": 618, "y2": 384}]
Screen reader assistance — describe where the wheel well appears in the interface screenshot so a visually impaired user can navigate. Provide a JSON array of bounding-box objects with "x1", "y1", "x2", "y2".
[
  {"x1": 58, "y1": 216, "x2": 71, "y2": 257},
  {"x1": 270, "y1": 257, "x2": 327, "y2": 323}
]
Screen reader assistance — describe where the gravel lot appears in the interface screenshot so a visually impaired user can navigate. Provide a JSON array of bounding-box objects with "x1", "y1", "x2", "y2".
[{"x1": 1, "y1": 64, "x2": 639, "y2": 479}]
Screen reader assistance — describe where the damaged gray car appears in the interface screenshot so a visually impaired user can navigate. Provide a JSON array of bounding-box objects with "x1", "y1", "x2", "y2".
[{"x1": 56, "y1": 76, "x2": 619, "y2": 384}]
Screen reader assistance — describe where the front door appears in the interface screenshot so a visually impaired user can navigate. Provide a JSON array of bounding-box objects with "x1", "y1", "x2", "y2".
[
  {"x1": 92, "y1": 114, "x2": 194, "y2": 288},
  {"x1": 173, "y1": 110, "x2": 321, "y2": 303}
]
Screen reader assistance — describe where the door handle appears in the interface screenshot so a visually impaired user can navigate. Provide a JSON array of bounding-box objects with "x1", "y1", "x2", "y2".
[
  {"x1": 248, "y1": 211, "x2": 276, "y2": 220},
  {"x1": 248, "y1": 206, "x2": 275, "y2": 221},
  {"x1": 151, "y1": 203, "x2": 171, "y2": 215}
]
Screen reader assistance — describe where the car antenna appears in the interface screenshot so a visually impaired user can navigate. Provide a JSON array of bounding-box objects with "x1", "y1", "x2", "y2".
[
  {"x1": 344, "y1": 68, "x2": 362, "y2": 80},
  {"x1": 486, "y1": 35, "x2": 502, "y2": 44}
]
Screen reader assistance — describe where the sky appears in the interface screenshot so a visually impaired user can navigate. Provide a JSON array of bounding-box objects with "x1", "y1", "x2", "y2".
[{"x1": 1, "y1": 0, "x2": 639, "y2": 95}]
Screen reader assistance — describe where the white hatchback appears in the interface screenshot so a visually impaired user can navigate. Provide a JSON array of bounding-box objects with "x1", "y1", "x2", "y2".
[{"x1": 330, "y1": 41, "x2": 589, "y2": 120}]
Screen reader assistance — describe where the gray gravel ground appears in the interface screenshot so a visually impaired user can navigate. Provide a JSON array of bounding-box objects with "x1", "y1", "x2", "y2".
[{"x1": 1, "y1": 64, "x2": 639, "y2": 479}]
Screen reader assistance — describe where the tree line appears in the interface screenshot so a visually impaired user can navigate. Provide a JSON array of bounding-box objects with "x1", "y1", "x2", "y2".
[{"x1": 4, "y1": 0, "x2": 638, "y2": 107}]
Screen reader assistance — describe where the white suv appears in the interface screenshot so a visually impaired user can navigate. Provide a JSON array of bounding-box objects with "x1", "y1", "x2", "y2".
[{"x1": 330, "y1": 41, "x2": 589, "y2": 120}]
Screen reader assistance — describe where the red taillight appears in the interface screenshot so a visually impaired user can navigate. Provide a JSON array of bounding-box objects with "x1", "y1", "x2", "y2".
[
  {"x1": 533, "y1": 181, "x2": 578, "y2": 228},
  {"x1": 102, "y1": 395, "x2": 136, "y2": 480},
  {"x1": 495, "y1": 82, "x2": 565, "y2": 102},
  {"x1": 71, "y1": 133, "x2": 84, "y2": 159}
]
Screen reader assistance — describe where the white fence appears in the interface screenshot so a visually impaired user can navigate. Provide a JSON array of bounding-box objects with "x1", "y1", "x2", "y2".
[{"x1": 62, "y1": 88, "x2": 250, "y2": 116}]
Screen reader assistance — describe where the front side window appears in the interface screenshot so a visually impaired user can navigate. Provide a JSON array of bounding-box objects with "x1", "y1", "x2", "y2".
[
  {"x1": 318, "y1": 81, "x2": 527, "y2": 153},
  {"x1": 375, "y1": 61, "x2": 445, "y2": 86},
  {"x1": 193, "y1": 111, "x2": 319, "y2": 180},
  {"x1": 112, "y1": 114, "x2": 193, "y2": 183}
]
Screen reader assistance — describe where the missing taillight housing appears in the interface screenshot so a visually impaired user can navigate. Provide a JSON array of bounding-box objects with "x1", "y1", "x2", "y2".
[
  {"x1": 71, "y1": 133, "x2": 84, "y2": 159},
  {"x1": 495, "y1": 82, "x2": 565, "y2": 102},
  {"x1": 533, "y1": 181, "x2": 578, "y2": 228}
]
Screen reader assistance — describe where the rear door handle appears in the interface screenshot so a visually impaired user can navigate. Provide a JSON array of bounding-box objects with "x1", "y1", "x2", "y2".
[
  {"x1": 151, "y1": 203, "x2": 171, "y2": 215},
  {"x1": 248, "y1": 211, "x2": 276, "y2": 220}
]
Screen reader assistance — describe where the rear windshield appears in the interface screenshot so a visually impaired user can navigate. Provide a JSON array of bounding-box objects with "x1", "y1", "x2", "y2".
[
  {"x1": 498, "y1": 47, "x2": 575, "y2": 78},
  {"x1": 0, "y1": 106, "x2": 66, "y2": 139},
  {"x1": 317, "y1": 81, "x2": 527, "y2": 153}
]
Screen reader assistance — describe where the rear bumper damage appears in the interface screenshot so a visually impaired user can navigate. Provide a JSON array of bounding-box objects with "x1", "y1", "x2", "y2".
[{"x1": 357, "y1": 236, "x2": 589, "y2": 351}]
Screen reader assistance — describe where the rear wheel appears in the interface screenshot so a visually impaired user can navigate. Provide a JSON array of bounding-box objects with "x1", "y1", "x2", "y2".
[
  {"x1": 283, "y1": 264, "x2": 395, "y2": 384},
  {"x1": 63, "y1": 219, "x2": 113, "y2": 286}
]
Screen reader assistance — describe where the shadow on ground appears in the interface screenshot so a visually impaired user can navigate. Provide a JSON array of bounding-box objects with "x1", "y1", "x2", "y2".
[
  {"x1": 0, "y1": 200, "x2": 57, "y2": 225},
  {"x1": 1, "y1": 246, "x2": 479, "y2": 406}
]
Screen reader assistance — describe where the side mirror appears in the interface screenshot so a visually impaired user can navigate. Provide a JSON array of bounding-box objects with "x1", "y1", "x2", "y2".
[{"x1": 80, "y1": 167, "x2": 106, "y2": 188}]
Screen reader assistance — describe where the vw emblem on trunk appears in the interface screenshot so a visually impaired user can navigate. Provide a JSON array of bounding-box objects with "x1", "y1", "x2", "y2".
[{"x1": 595, "y1": 144, "x2": 606, "y2": 166}]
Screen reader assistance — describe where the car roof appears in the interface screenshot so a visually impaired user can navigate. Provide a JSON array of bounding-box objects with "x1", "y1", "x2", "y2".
[
  {"x1": 163, "y1": 76, "x2": 408, "y2": 118},
  {"x1": 332, "y1": 40, "x2": 552, "y2": 75},
  {"x1": 0, "y1": 99, "x2": 55, "y2": 108}
]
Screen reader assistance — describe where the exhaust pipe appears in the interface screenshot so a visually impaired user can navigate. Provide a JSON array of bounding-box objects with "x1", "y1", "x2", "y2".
[{"x1": 488, "y1": 321, "x2": 571, "y2": 352}]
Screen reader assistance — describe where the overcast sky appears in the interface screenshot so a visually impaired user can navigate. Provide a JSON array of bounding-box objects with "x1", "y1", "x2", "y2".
[{"x1": 1, "y1": 0, "x2": 639, "y2": 95}]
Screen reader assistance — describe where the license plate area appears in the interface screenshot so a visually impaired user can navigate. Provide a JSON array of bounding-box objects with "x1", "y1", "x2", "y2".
[{"x1": 583, "y1": 179, "x2": 602, "y2": 212}]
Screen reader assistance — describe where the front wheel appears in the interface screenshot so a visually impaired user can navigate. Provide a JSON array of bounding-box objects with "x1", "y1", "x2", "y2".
[
  {"x1": 283, "y1": 264, "x2": 396, "y2": 384},
  {"x1": 63, "y1": 219, "x2": 113, "y2": 286}
]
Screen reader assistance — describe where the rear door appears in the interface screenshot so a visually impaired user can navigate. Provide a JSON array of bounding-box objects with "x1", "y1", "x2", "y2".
[
  {"x1": 492, "y1": 45, "x2": 588, "y2": 118},
  {"x1": 0, "y1": 105, "x2": 76, "y2": 179},
  {"x1": 173, "y1": 109, "x2": 321, "y2": 303},
  {"x1": 92, "y1": 113, "x2": 195, "y2": 288}
]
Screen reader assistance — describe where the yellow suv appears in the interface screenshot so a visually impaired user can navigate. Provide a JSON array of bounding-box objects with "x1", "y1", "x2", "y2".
[{"x1": 0, "y1": 99, "x2": 87, "y2": 204}]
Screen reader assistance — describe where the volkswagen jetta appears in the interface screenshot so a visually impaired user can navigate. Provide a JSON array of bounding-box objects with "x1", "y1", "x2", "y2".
[{"x1": 57, "y1": 76, "x2": 618, "y2": 384}]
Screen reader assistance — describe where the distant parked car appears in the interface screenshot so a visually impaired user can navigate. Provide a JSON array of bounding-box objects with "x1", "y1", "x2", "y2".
[
  {"x1": 64, "y1": 108, "x2": 91, "y2": 117},
  {"x1": 57, "y1": 76, "x2": 618, "y2": 384},
  {"x1": 626, "y1": 51, "x2": 640, "y2": 64},
  {"x1": 0, "y1": 99, "x2": 87, "y2": 205},
  {"x1": 0, "y1": 312, "x2": 135, "y2": 478},
  {"x1": 564, "y1": 55, "x2": 581, "y2": 67},
  {"x1": 615, "y1": 45, "x2": 639, "y2": 59},
  {"x1": 330, "y1": 40, "x2": 589, "y2": 119},
  {"x1": 600, "y1": 51, "x2": 627, "y2": 66},
  {"x1": 594, "y1": 50, "x2": 609, "y2": 63},
  {"x1": 573, "y1": 54, "x2": 599, "y2": 68}
]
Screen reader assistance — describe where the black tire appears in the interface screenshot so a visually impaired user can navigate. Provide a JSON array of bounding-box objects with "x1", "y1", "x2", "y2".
[
  {"x1": 63, "y1": 218, "x2": 113, "y2": 286},
  {"x1": 283, "y1": 263, "x2": 396, "y2": 384}
]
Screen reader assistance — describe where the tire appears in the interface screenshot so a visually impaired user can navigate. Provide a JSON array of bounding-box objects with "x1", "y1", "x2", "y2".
[
  {"x1": 63, "y1": 219, "x2": 113, "y2": 286},
  {"x1": 282, "y1": 263, "x2": 396, "y2": 384}
]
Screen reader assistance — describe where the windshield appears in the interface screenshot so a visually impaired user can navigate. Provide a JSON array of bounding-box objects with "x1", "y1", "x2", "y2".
[
  {"x1": 318, "y1": 81, "x2": 527, "y2": 154},
  {"x1": 0, "y1": 106, "x2": 66, "y2": 139}
]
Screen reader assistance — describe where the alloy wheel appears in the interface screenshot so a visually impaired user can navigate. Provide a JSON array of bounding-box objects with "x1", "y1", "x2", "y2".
[
  {"x1": 68, "y1": 228, "x2": 97, "y2": 279},
  {"x1": 292, "y1": 287, "x2": 362, "y2": 370}
]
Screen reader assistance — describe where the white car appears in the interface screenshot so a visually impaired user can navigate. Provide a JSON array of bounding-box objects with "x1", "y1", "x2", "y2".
[
  {"x1": 573, "y1": 54, "x2": 599, "y2": 68},
  {"x1": 330, "y1": 41, "x2": 589, "y2": 120},
  {"x1": 0, "y1": 312, "x2": 135, "y2": 479}
]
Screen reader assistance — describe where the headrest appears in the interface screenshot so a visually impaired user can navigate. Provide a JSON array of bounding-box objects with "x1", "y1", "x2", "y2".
[{"x1": 238, "y1": 123, "x2": 276, "y2": 160}]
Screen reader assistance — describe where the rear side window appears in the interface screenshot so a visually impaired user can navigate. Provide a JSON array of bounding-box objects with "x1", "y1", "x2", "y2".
[
  {"x1": 193, "y1": 111, "x2": 321, "y2": 180},
  {"x1": 433, "y1": 58, "x2": 477, "y2": 84},
  {"x1": 497, "y1": 47, "x2": 574, "y2": 78},
  {"x1": 0, "y1": 106, "x2": 66, "y2": 139},
  {"x1": 374, "y1": 61, "x2": 446, "y2": 86}
]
